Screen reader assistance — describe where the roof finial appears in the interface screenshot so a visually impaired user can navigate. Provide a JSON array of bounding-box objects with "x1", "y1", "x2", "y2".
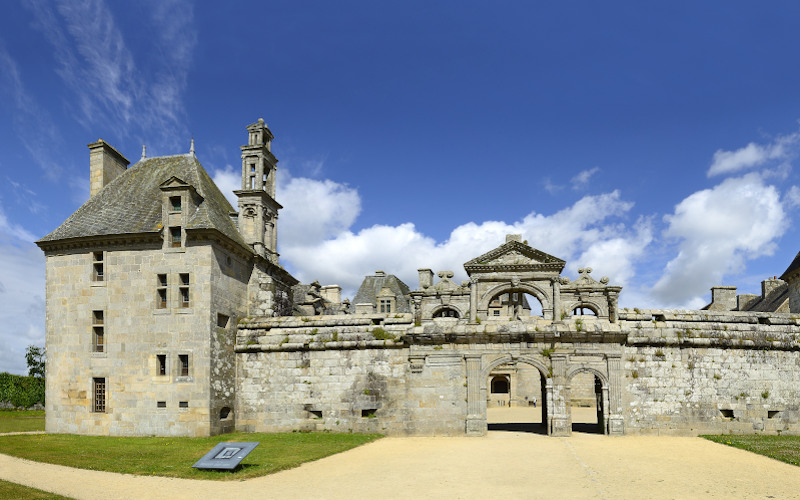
[
  {"x1": 189, "y1": 137, "x2": 195, "y2": 157},
  {"x1": 141, "y1": 144, "x2": 146, "y2": 160}
]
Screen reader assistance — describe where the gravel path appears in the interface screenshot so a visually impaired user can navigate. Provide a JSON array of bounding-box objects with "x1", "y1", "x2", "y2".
[{"x1": 2, "y1": 430, "x2": 800, "y2": 499}]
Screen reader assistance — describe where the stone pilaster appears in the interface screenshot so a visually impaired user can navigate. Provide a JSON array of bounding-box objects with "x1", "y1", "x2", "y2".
[
  {"x1": 465, "y1": 354, "x2": 485, "y2": 435},
  {"x1": 606, "y1": 353, "x2": 624, "y2": 435},
  {"x1": 549, "y1": 352, "x2": 570, "y2": 436}
]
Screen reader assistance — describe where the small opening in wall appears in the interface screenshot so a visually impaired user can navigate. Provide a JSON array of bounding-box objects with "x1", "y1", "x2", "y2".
[
  {"x1": 157, "y1": 401, "x2": 166, "y2": 408},
  {"x1": 720, "y1": 409, "x2": 734, "y2": 419},
  {"x1": 308, "y1": 410, "x2": 323, "y2": 419},
  {"x1": 220, "y1": 407, "x2": 232, "y2": 420},
  {"x1": 157, "y1": 354, "x2": 166, "y2": 376},
  {"x1": 178, "y1": 354, "x2": 189, "y2": 377},
  {"x1": 768, "y1": 410, "x2": 780, "y2": 419},
  {"x1": 217, "y1": 313, "x2": 230, "y2": 328},
  {"x1": 179, "y1": 401, "x2": 189, "y2": 409},
  {"x1": 361, "y1": 409, "x2": 377, "y2": 418},
  {"x1": 372, "y1": 318, "x2": 382, "y2": 325},
  {"x1": 652, "y1": 314, "x2": 666, "y2": 322},
  {"x1": 758, "y1": 317, "x2": 770, "y2": 325}
]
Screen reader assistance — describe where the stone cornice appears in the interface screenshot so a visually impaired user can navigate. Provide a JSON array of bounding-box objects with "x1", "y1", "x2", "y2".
[{"x1": 36, "y1": 232, "x2": 160, "y2": 253}]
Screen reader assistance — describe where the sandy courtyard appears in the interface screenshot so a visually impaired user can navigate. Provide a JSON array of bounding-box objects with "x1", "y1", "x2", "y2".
[{"x1": 2, "y1": 409, "x2": 799, "y2": 499}]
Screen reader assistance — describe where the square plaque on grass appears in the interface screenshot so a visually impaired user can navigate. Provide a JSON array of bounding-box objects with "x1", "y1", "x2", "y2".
[{"x1": 192, "y1": 442, "x2": 259, "y2": 470}]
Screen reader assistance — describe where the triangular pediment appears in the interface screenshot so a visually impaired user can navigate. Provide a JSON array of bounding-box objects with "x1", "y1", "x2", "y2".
[
  {"x1": 159, "y1": 176, "x2": 191, "y2": 189},
  {"x1": 464, "y1": 240, "x2": 565, "y2": 274}
]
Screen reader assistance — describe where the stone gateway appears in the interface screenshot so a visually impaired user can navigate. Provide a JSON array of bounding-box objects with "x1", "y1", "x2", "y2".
[{"x1": 37, "y1": 120, "x2": 800, "y2": 437}]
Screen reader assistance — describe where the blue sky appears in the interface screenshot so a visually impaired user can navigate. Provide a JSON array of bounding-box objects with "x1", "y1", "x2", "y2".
[{"x1": 2, "y1": 1, "x2": 800, "y2": 374}]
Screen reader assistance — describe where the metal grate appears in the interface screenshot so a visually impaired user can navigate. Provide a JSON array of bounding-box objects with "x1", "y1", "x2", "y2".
[{"x1": 93, "y1": 378, "x2": 106, "y2": 413}]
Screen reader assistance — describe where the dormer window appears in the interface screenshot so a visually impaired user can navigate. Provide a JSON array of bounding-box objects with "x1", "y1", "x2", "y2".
[
  {"x1": 379, "y1": 298, "x2": 392, "y2": 313},
  {"x1": 170, "y1": 196, "x2": 182, "y2": 212},
  {"x1": 170, "y1": 227, "x2": 182, "y2": 248}
]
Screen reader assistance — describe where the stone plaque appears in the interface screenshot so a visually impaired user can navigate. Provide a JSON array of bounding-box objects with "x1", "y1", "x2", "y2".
[{"x1": 192, "y1": 441, "x2": 259, "y2": 470}]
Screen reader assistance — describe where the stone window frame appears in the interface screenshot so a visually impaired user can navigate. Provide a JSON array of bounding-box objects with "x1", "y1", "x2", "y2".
[
  {"x1": 91, "y1": 251, "x2": 105, "y2": 283},
  {"x1": 156, "y1": 274, "x2": 168, "y2": 309},
  {"x1": 93, "y1": 377, "x2": 106, "y2": 413},
  {"x1": 170, "y1": 226, "x2": 182, "y2": 248},
  {"x1": 169, "y1": 195, "x2": 182, "y2": 212},
  {"x1": 179, "y1": 273, "x2": 190, "y2": 308},
  {"x1": 156, "y1": 354, "x2": 167, "y2": 377},
  {"x1": 378, "y1": 298, "x2": 393, "y2": 314},
  {"x1": 92, "y1": 310, "x2": 104, "y2": 353},
  {"x1": 177, "y1": 353, "x2": 191, "y2": 379}
]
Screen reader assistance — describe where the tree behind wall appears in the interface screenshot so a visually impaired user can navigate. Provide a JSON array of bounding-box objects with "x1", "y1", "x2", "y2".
[{"x1": 25, "y1": 345, "x2": 45, "y2": 379}]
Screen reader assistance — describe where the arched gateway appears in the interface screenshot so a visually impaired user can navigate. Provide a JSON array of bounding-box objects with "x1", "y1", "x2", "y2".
[{"x1": 410, "y1": 234, "x2": 626, "y2": 437}]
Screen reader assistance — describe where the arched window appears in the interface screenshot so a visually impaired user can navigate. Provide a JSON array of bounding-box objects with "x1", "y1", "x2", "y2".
[
  {"x1": 488, "y1": 291, "x2": 543, "y2": 318},
  {"x1": 572, "y1": 305, "x2": 597, "y2": 316},
  {"x1": 433, "y1": 308, "x2": 459, "y2": 318}
]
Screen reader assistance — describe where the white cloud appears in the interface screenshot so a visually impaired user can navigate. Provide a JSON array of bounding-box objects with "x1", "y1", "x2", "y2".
[
  {"x1": 542, "y1": 177, "x2": 563, "y2": 194},
  {"x1": 279, "y1": 189, "x2": 651, "y2": 301},
  {"x1": 24, "y1": 0, "x2": 197, "y2": 152},
  {"x1": 0, "y1": 203, "x2": 45, "y2": 375},
  {"x1": 652, "y1": 173, "x2": 786, "y2": 306},
  {"x1": 707, "y1": 132, "x2": 799, "y2": 177},
  {"x1": 279, "y1": 175, "x2": 361, "y2": 246},
  {"x1": 571, "y1": 167, "x2": 600, "y2": 190},
  {"x1": 785, "y1": 185, "x2": 800, "y2": 209},
  {"x1": 212, "y1": 165, "x2": 240, "y2": 208}
]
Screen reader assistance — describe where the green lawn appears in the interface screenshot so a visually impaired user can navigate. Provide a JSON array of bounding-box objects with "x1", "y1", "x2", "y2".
[
  {"x1": 0, "y1": 410, "x2": 45, "y2": 433},
  {"x1": 702, "y1": 434, "x2": 800, "y2": 466},
  {"x1": 0, "y1": 479, "x2": 72, "y2": 499},
  {"x1": 0, "y1": 431, "x2": 381, "y2": 480}
]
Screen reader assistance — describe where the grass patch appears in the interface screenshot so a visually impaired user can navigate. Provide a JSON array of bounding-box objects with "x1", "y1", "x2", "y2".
[
  {"x1": 0, "y1": 410, "x2": 45, "y2": 433},
  {"x1": 702, "y1": 434, "x2": 800, "y2": 466},
  {"x1": 0, "y1": 432, "x2": 380, "y2": 480},
  {"x1": 0, "y1": 479, "x2": 72, "y2": 499}
]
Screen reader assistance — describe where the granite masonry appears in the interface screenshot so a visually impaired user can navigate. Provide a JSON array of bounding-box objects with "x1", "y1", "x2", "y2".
[{"x1": 38, "y1": 120, "x2": 800, "y2": 437}]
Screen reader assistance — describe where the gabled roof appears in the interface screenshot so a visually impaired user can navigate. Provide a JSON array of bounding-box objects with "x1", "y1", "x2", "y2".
[
  {"x1": 464, "y1": 240, "x2": 566, "y2": 274},
  {"x1": 37, "y1": 154, "x2": 249, "y2": 251},
  {"x1": 353, "y1": 272, "x2": 412, "y2": 313},
  {"x1": 780, "y1": 251, "x2": 800, "y2": 283}
]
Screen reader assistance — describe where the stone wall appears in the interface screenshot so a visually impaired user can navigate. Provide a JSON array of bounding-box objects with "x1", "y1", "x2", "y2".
[
  {"x1": 618, "y1": 309, "x2": 800, "y2": 435},
  {"x1": 234, "y1": 309, "x2": 800, "y2": 437},
  {"x1": 236, "y1": 315, "x2": 468, "y2": 435},
  {"x1": 43, "y1": 241, "x2": 248, "y2": 437}
]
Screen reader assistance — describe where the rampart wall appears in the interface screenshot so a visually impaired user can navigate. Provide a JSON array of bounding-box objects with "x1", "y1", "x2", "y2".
[{"x1": 235, "y1": 310, "x2": 800, "y2": 437}]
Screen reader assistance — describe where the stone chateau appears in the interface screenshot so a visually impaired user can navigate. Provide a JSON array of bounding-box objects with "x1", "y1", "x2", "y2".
[{"x1": 38, "y1": 119, "x2": 800, "y2": 437}]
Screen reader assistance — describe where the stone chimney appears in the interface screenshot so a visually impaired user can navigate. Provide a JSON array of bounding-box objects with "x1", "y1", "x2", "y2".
[
  {"x1": 320, "y1": 285, "x2": 342, "y2": 304},
  {"x1": 506, "y1": 234, "x2": 522, "y2": 244},
  {"x1": 708, "y1": 286, "x2": 737, "y2": 311},
  {"x1": 89, "y1": 140, "x2": 130, "y2": 198},
  {"x1": 418, "y1": 268, "x2": 434, "y2": 289},
  {"x1": 761, "y1": 277, "x2": 784, "y2": 297}
]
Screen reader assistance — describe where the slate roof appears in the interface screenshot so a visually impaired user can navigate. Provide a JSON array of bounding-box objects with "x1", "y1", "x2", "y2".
[
  {"x1": 353, "y1": 273, "x2": 412, "y2": 313},
  {"x1": 38, "y1": 154, "x2": 249, "y2": 251},
  {"x1": 780, "y1": 251, "x2": 800, "y2": 282}
]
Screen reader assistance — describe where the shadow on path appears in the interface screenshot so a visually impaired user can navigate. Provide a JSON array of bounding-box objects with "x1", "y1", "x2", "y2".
[{"x1": 487, "y1": 422, "x2": 547, "y2": 435}]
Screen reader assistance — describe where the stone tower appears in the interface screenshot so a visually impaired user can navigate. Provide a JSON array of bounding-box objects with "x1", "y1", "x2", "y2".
[{"x1": 235, "y1": 118, "x2": 281, "y2": 263}]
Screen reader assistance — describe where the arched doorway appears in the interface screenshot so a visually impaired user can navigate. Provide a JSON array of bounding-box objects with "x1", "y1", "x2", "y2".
[
  {"x1": 485, "y1": 360, "x2": 549, "y2": 434},
  {"x1": 568, "y1": 370, "x2": 607, "y2": 434}
]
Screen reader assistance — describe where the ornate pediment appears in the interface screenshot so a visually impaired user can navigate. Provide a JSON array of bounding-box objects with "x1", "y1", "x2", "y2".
[
  {"x1": 464, "y1": 238, "x2": 566, "y2": 275},
  {"x1": 159, "y1": 176, "x2": 191, "y2": 189}
]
